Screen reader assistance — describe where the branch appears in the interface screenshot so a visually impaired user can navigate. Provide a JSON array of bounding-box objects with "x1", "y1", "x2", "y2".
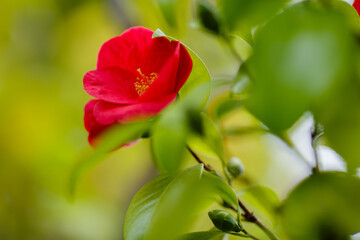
[{"x1": 187, "y1": 146, "x2": 220, "y2": 176}]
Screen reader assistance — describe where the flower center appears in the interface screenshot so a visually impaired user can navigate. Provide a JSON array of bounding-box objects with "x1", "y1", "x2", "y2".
[{"x1": 134, "y1": 68, "x2": 159, "y2": 96}]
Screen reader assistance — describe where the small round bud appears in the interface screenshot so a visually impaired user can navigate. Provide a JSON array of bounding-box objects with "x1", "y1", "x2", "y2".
[
  {"x1": 208, "y1": 210, "x2": 241, "y2": 232},
  {"x1": 226, "y1": 157, "x2": 245, "y2": 178}
]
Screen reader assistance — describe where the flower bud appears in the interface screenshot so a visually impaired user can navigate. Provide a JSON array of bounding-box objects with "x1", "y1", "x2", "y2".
[
  {"x1": 226, "y1": 157, "x2": 245, "y2": 178},
  {"x1": 208, "y1": 210, "x2": 241, "y2": 232}
]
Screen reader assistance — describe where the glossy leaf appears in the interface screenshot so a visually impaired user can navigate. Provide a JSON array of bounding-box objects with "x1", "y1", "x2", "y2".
[
  {"x1": 69, "y1": 121, "x2": 151, "y2": 196},
  {"x1": 282, "y1": 172, "x2": 360, "y2": 239},
  {"x1": 151, "y1": 105, "x2": 188, "y2": 173},
  {"x1": 144, "y1": 165, "x2": 237, "y2": 239},
  {"x1": 124, "y1": 165, "x2": 202, "y2": 240},
  {"x1": 124, "y1": 164, "x2": 239, "y2": 240},
  {"x1": 202, "y1": 171, "x2": 238, "y2": 208},
  {"x1": 178, "y1": 44, "x2": 211, "y2": 110},
  {"x1": 310, "y1": 1, "x2": 360, "y2": 174},
  {"x1": 218, "y1": 0, "x2": 287, "y2": 43},
  {"x1": 123, "y1": 174, "x2": 174, "y2": 240},
  {"x1": 244, "y1": 2, "x2": 354, "y2": 132},
  {"x1": 331, "y1": 0, "x2": 360, "y2": 34}
]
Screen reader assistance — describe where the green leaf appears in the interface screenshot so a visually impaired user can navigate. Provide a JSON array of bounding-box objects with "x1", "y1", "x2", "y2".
[
  {"x1": 124, "y1": 164, "x2": 239, "y2": 240},
  {"x1": 178, "y1": 231, "x2": 225, "y2": 240},
  {"x1": 244, "y1": 1, "x2": 354, "y2": 132},
  {"x1": 311, "y1": 1, "x2": 360, "y2": 174},
  {"x1": 123, "y1": 174, "x2": 174, "y2": 240},
  {"x1": 178, "y1": 45, "x2": 211, "y2": 110},
  {"x1": 151, "y1": 106, "x2": 188, "y2": 173},
  {"x1": 202, "y1": 171, "x2": 238, "y2": 208},
  {"x1": 124, "y1": 165, "x2": 202, "y2": 240},
  {"x1": 152, "y1": 28, "x2": 166, "y2": 38},
  {"x1": 218, "y1": 0, "x2": 287, "y2": 43},
  {"x1": 188, "y1": 113, "x2": 226, "y2": 165},
  {"x1": 331, "y1": 0, "x2": 360, "y2": 34},
  {"x1": 69, "y1": 121, "x2": 150, "y2": 197},
  {"x1": 145, "y1": 164, "x2": 205, "y2": 239},
  {"x1": 237, "y1": 186, "x2": 280, "y2": 225},
  {"x1": 282, "y1": 172, "x2": 360, "y2": 239},
  {"x1": 313, "y1": 84, "x2": 360, "y2": 173},
  {"x1": 201, "y1": 113, "x2": 227, "y2": 163}
]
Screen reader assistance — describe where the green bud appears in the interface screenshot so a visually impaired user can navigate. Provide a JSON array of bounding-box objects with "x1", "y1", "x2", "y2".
[
  {"x1": 208, "y1": 210, "x2": 241, "y2": 232},
  {"x1": 226, "y1": 157, "x2": 245, "y2": 178},
  {"x1": 197, "y1": 0, "x2": 221, "y2": 35}
]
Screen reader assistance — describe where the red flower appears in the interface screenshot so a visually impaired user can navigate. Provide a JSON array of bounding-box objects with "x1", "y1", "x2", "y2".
[
  {"x1": 83, "y1": 27, "x2": 193, "y2": 145},
  {"x1": 354, "y1": 0, "x2": 360, "y2": 16}
]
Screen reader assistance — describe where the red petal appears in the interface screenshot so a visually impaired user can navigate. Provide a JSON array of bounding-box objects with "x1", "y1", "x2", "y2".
[
  {"x1": 97, "y1": 27, "x2": 153, "y2": 70},
  {"x1": 354, "y1": 0, "x2": 360, "y2": 16},
  {"x1": 93, "y1": 94, "x2": 177, "y2": 125},
  {"x1": 175, "y1": 43, "x2": 193, "y2": 92},
  {"x1": 142, "y1": 37, "x2": 181, "y2": 75},
  {"x1": 83, "y1": 68, "x2": 139, "y2": 104},
  {"x1": 138, "y1": 41, "x2": 181, "y2": 102},
  {"x1": 84, "y1": 99, "x2": 112, "y2": 145}
]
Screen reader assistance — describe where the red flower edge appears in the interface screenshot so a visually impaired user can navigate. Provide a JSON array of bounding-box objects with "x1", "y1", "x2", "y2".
[{"x1": 83, "y1": 27, "x2": 193, "y2": 146}]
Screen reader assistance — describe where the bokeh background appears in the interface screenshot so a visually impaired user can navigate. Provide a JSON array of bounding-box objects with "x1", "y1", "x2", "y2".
[{"x1": 0, "y1": 0, "x2": 352, "y2": 239}]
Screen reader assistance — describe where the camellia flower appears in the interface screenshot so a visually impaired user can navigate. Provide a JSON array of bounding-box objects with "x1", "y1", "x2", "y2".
[
  {"x1": 83, "y1": 27, "x2": 193, "y2": 145},
  {"x1": 354, "y1": 0, "x2": 360, "y2": 16}
]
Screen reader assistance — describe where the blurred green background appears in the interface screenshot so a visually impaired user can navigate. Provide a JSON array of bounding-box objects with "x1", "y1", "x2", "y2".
[{"x1": 0, "y1": 0, "x2": 349, "y2": 239}]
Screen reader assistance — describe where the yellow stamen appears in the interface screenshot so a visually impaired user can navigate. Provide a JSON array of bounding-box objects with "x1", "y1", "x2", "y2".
[{"x1": 134, "y1": 68, "x2": 159, "y2": 96}]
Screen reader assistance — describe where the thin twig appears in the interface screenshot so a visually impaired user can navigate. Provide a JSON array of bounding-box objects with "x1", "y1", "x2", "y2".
[{"x1": 187, "y1": 146, "x2": 220, "y2": 176}]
